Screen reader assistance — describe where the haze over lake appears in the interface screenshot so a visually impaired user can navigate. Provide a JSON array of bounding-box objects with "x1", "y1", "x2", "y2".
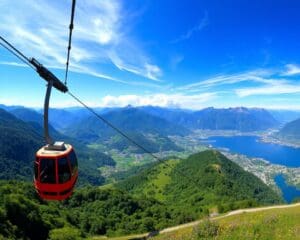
[
  {"x1": 207, "y1": 136, "x2": 300, "y2": 167},
  {"x1": 275, "y1": 175, "x2": 300, "y2": 203}
]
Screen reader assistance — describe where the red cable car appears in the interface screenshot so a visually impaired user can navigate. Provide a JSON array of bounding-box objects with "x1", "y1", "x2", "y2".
[
  {"x1": 34, "y1": 143, "x2": 78, "y2": 200},
  {"x1": 0, "y1": 0, "x2": 79, "y2": 201},
  {"x1": 31, "y1": 59, "x2": 78, "y2": 200}
]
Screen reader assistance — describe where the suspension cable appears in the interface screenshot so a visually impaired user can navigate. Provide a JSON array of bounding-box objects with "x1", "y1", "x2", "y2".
[
  {"x1": 67, "y1": 90, "x2": 201, "y2": 187},
  {"x1": 64, "y1": 0, "x2": 76, "y2": 85},
  {"x1": 0, "y1": 37, "x2": 35, "y2": 70}
]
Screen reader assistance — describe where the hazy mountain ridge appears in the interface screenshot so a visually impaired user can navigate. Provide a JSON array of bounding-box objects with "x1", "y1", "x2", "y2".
[
  {"x1": 268, "y1": 109, "x2": 300, "y2": 124},
  {"x1": 60, "y1": 106, "x2": 280, "y2": 154},
  {"x1": 0, "y1": 108, "x2": 43, "y2": 180},
  {"x1": 2, "y1": 104, "x2": 280, "y2": 133},
  {"x1": 0, "y1": 104, "x2": 283, "y2": 156},
  {"x1": 9, "y1": 107, "x2": 65, "y2": 141},
  {"x1": 192, "y1": 107, "x2": 279, "y2": 131},
  {"x1": 277, "y1": 117, "x2": 300, "y2": 141},
  {"x1": 63, "y1": 107, "x2": 189, "y2": 152},
  {"x1": 136, "y1": 106, "x2": 279, "y2": 131}
]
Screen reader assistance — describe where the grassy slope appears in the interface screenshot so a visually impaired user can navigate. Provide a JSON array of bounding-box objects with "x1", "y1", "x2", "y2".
[
  {"x1": 115, "y1": 159, "x2": 179, "y2": 201},
  {"x1": 102, "y1": 204, "x2": 300, "y2": 240},
  {"x1": 136, "y1": 159, "x2": 179, "y2": 202},
  {"x1": 101, "y1": 159, "x2": 179, "y2": 201},
  {"x1": 153, "y1": 205, "x2": 300, "y2": 240}
]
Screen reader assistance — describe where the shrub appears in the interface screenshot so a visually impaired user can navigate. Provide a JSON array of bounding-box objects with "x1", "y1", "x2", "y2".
[{"x1": 194, "y1": 219, "x2": 219, "y2": 239}]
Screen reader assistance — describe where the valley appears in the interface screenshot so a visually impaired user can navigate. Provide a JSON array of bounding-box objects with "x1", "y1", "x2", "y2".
[
  {"x1": 2, "y1": 104, "x2": 298, "y2": 201},
  {"x1": 0, "y1": 104, "x2": 300, "y2": 239},
  {"x1": 91, "y1": 127, "x2": 300, "y2": 203}
]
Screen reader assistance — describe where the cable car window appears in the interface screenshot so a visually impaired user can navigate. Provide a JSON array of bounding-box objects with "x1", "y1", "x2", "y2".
[
  {"x1": 40, "y1": 159, "x2": 56, "y2": 184},
  {"x1": 58, "y1": 157, "x2": 71, "y2": 183},
  {"x1": 34, "y1": 161, "x2": 39, "y2": 180},
  {"x1": 69, "y1": 150, "x2": 78, "y2": 174}
]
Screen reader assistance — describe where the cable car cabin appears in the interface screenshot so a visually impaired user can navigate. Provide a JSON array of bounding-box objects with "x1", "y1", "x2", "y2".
[{"x1": 34, "y1": 142, "x2": 78, "y2": 200}]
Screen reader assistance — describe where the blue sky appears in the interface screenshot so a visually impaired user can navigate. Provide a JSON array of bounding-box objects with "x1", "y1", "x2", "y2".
[{"x1": 1, "y1": 0, "x2": 300, "y2": 109}]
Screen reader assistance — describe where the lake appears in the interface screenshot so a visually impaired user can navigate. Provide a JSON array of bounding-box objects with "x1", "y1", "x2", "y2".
[
  {"x1": 275, "y1": 175, "x2": 300, "y2": 203},
  {"x1": 206, "y1": 135, "x2": 300, "y2": 202},
  {"x1": 207, "y1": 135, "x2": 300, "y2": 167}
]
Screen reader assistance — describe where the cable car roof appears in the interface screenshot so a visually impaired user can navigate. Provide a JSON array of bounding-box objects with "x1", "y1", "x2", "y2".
[{"x1": 36, "y1": 143, "x2": 73, "y2": 157}]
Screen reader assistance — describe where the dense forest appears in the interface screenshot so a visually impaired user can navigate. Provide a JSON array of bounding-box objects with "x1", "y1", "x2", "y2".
[
  {"x1": 0, "y1": 181, "x2": 178, "y2": 239},
  {"x1": 0, "y1": 151, "x2": 282, "y2": 239}
]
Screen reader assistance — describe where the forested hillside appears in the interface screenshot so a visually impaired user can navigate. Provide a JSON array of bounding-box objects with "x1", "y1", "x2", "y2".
[
  {"x1": 0, "y1": 108, "x2": 43, "y2": 180},
  {"x1": 0, "y1": 181, "x2": 184, "y2": 239},
  {"x1": 118, "y1": 151, "x2": 282, "y2": 217}
]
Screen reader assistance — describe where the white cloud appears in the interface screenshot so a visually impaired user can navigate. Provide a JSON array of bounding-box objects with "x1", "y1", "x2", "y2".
[
  {"x1": 176, "y1": 67, "x2": 300, "y2": 99},
  {"x1": 171, "y1": 11, "x2": 208, "y2": 43},
  {"x1": 145, "y1": 64, "x2": 162, "y2": 81},
  {"x1": 178, "y1": 69, "x2": 279, "y2": 92},
  {"x1": 236, "y1": 83, "x2": 300, "y2": 97},
  {"x1": 282, "y1": 64, "x2": 300, "y2": 76},
  {"x1": 0, "y1": 0, "x2": 161, "y2": 82},
  {"x1": 0, "y1": 61, "x2": 28, "y2": 68},
  {"x1": 170, "y1": 55, "x2": 184, "y2": 70},
  {"x1": 98, "y1": 93, "x2": 216, "y2": 109},
  {"x1": 108, "y1": 47, "x2": 162, "y2": 81}
]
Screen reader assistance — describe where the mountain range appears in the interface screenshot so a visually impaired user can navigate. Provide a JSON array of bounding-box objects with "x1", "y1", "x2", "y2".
[
  {"x1": 0, "y1": 104, "x2": 283, "y2": 155},
  {"x1": 140, "y1": 106, "x2": 279, "y2": 131},
  {"x1": 51, "y1": 106, "x2": 281, "y2": 146},
  {"x1": 2, "y1": 104, "x2": 281, "y2": 134}
]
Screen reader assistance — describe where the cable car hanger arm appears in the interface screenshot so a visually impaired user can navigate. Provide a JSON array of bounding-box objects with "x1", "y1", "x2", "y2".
[
  {"x1": 29, "y1": 58, "x2": 68, "y2": 93},
  {"x1": 29, "y1": 59, "x2": 67, "y2": 146},
  {"x1": 44, "y1": 79, "x2": 54, "y2": 145}
]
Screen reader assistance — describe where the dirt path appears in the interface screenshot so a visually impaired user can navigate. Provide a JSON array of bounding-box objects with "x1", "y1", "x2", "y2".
[
  {"x1": 99, "y1": 203, "x2": 300, "y2": 239},
  {"x1": 160, "y1": 202, "x2": 300, "y2": 234}
]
